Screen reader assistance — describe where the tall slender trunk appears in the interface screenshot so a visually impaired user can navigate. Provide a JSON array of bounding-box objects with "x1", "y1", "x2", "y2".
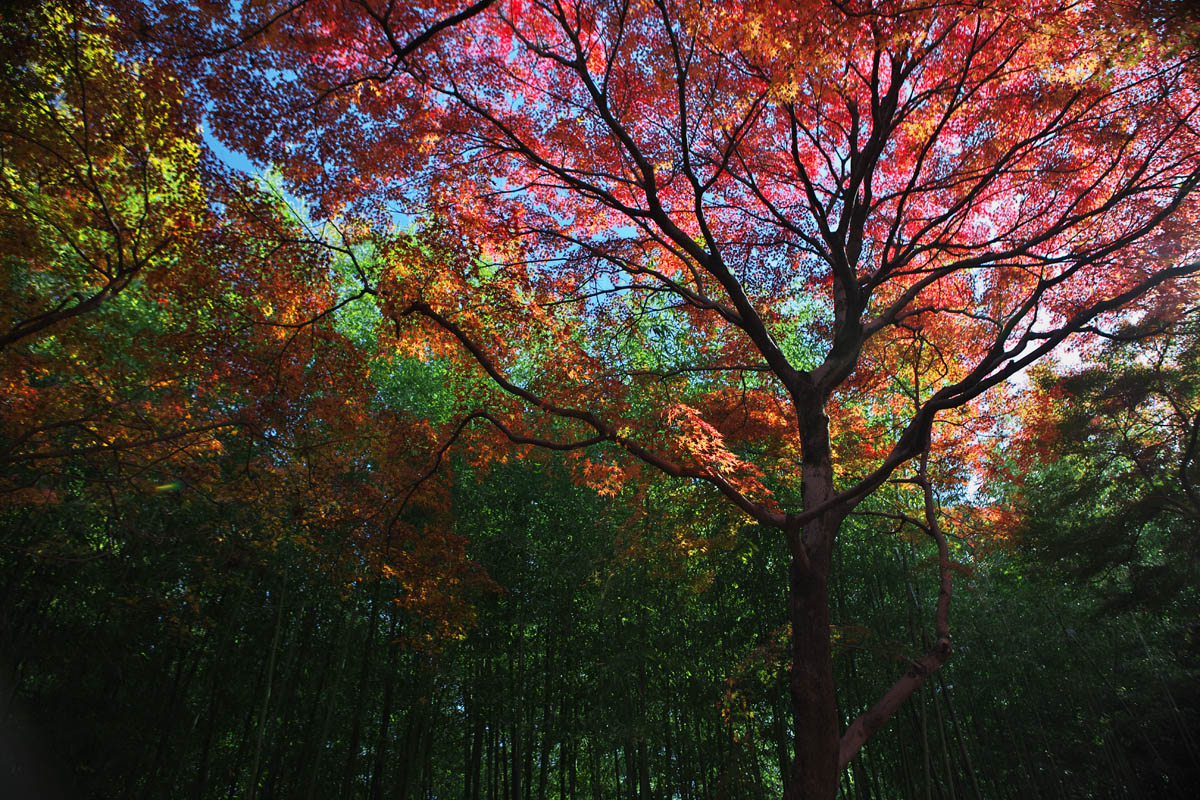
[
  {"x1": 369, "y1": 613, "x2": 402, "y2": 800},
  {"x1": 588, "y1": 738, "x2": 601, "y2": 800},
  {"x1": 895, "y1": 700, "x2": 917, "y2": 800},
  {"x1": 192, "y1": 586, "x2": 248, "y2": 800},
  {"x1": 919, "y1": 687, "x2": 933, "y2": 800},
  {"x1": 692, "y1": 714, "x2": 709, "y2": 800},
  {"x1": 636, "y1": 737, "x2": 650, "y2": 800},
  {"x1": 472, "y1": 712, "x2": 485, "y2": 800},
  {"x1": 557, "y1": 697, "x2": 569, "y2": 800},
  {"x1": 932, "y1": 682, "x2": 957, "y2": 800},
  {"x1": 663, "y1": 708, "x2": 675, "y2": 800},
  {"x1": 301, "y1": 618, "x2": 349, "y2": 800},
  {"x1": 1133, "y1": 618, "x2": 1200, "y2": 770},
  {"x1": 615, "y1": 746, "x2": 627, "y2": 800},
  {"x1": 538, "y1": 668, "x2": 551, "y2": 800},
  {"x1": 142, "y1": 645, "x2": 201, "y2": 799},
  {"x1": 396, "y1": 670, "x2": 429, "y2": 800},
  {"x1": 833, "y1": 550, "x2": 868, "y2": 800},
  {"x1": 340, "y1": 582, "x2": 383, "y2": 797},
  {"x1": 568, "y1": 733, "x2": 577, "y2": 800},
  {"x1": 247, "y1": 582, "x2": 287, "y2": 800},
  {"x1": 193, "y1": 675, "x2": 221, "y2": 800},
  {"x1": 262, "y1": 603, "x2": 319, "y2": 799},
  {"x1": 489, "y1": 722, "x2": 498, "y2": 800},
  {"x1": 466, "y1": 666, "x2": 483, "y2": 800},
  {"x1": 937, "y1": 675, "x2": 982, "y2": 800},
  {"x1": 226, "y1": 621, "x2": 275, "y2": 800},
  {"x1": 996, "y1": 706, "x2": 1040, "y2": 800},
  {"x1": 771, "y1": 676, "x2": 792, "y2": 793}
]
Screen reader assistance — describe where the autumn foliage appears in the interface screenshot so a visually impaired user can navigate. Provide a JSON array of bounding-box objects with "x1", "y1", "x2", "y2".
[{"x1": 3, "y1": 1, "x2": 1200, "y2": 798}]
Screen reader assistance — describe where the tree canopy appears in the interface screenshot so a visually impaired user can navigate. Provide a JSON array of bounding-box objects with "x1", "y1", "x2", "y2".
[{"x1": 2, "y1": 2, "x2": 1199, "y2": 799}]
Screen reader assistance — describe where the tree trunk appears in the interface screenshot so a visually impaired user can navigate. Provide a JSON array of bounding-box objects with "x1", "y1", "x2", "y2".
[
  {"x1": 932, "y1": 682, "x2": 957, "y2": 800},
  {"x1": 588, "y1": 738, "x2": 601, "y2": 800},
  {"x1": 772, "y1": 678, "x2": 792, "y2": 793},
  {"x1": 141, "y1": 645, "x2": 200, "y2": 799},
  {"x1": 784, "y1": 524, "x2": 840, "y2": 800},
  {"x1": 301, "y1": 618, "x2": 350, "y2": 800},
  {"x1": 262, "y1": 603, "x2": 319, "y2": 799},
  {"x1": 340, "y1": 582, "x2": 383, "y2": 798},
  {"x1": 369, "y1": 613, "x2": 401, "y2": 800},
  {"x1": 488, "y1": 722, "x2": 498, "y2": 800},
  {"x1": 636, "y1": 737, "x2": 650, "y2": 800},
  {"x1": 783, "y1": 407, "x2": 844, "y2": 800},
  {"x1": 938, "y1": 675, "x2": 982, "y2": 800},
  {"x1": 247, "y1": 582, "x2": 287, "y2": 800},
  {"x1": 466, "y1": 675, "x2": 483, "y2": 800}
]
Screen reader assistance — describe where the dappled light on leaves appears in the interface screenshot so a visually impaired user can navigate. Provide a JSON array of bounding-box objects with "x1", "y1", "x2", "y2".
[{"x1": 4, "y1": 1, "x2": 1200, "y2": 798}]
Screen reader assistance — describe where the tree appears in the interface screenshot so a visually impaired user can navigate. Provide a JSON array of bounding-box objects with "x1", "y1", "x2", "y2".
[
  {"x1": 0, "y1": 0, "x2": 491, "y2": 646},
  {"x1": 1017, "y1": 287, "x2": 1200, "y2": 611},
  {"x1": 0, "y1": 0, "x2": 202, "y2": 350},
  {"x1": 118, "y1": 0, "x2": 1200, "y2": 797}
]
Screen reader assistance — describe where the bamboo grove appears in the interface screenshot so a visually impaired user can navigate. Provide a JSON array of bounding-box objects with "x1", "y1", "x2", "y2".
[{"x1": 1, "y1": 1, "x2": 1198, "y2": 799}]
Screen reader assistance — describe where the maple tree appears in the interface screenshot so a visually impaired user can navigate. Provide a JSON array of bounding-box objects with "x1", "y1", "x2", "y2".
[{"x1": 107, "y1": 0, "x2": 1200, "y2": 797}]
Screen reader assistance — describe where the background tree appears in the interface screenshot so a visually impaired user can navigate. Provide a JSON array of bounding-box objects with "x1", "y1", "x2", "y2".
[{"x1": 1017, "y1": 288, "x2": 1200, "y2": 611}]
